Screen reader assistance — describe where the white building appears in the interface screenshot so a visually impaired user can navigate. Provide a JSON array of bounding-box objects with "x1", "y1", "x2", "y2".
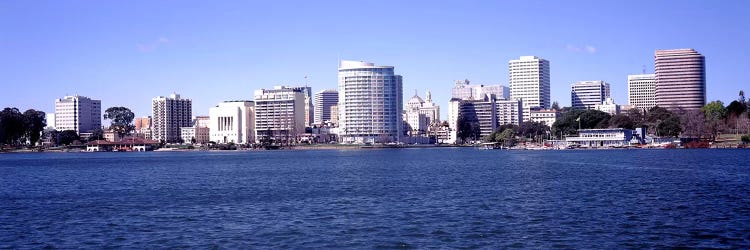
[
  {"x1": 54, "y1": 95, "x2": 101, "y2": 134},
  {"x1": 338, "y1": 60, "x2": 403, "y2": 144},
  {"x1": 254, "y1": 86, "x2": 306, "y2": 143},
  {"x1": 509, "y1": 56, "x2": 551, "y2": 121},
  {"x1": 596, "y1": 97, "x2": 621, "y2": 115},
  {"x1": 180, "y1": 127, "x2": 195, "y2": 143},
  {"x1": 152, "y1": 93, "x2": 192, "y2": 143},
  {"x1": 456, "y1": 95, "x2": 523, "y2": 140},
  {"x1": 571, "y1": 80, "x2": 610, "y2": 110},
  {"x1": 45, "y1": 113, "x2": 56, "y2": 130},
  {"x1": 495, "y1": 98, "x2": 523, "y2": 126},
  {"x1": 287, "y1": 86, "x2": 313, "y2": 127},
  {"x1": 209, "y1": 101, "x2": 255, "y2": 144},
  {"x1": 313, "y1": 89, "x2": 338, "y2": 125},
  {"x1": 627, "y1": 74, "x2": 656, "y2": 110},
  {"x1": 451, "y1": 79, "x2": 509, "y2": 100},
  {"x1": 404, "y1": 90, "x2": 441, "y2": 136},
  {"x1": 530, "y1": 108, "x2": 560, "y2": 127}
]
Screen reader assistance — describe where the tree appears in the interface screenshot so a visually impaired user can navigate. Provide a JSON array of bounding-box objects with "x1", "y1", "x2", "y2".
[
  {"x1": 89, "y1": 128, "x2": 105, "y2": 141},
  {"x1": 680, "y1": 109, "x2": 707, "y2": 139},
  {"x1": 58, "y1": 130, "x2": 80, "y2": 145},
  {"x1": 609, "y1": 114, "x2": 634, "y2": 129},
  {"x1": 657, "y1": 116, "x2": 682, "y2": 137},
  {"x1": 726, "y1": 100, "x2": 747, "y2": 118},
  {"x1": 551, "y1": 101, "x2": 561, "y2": 110},
  {"x1": 627, "y1": 108, "x2": 647, "y2": 127},
  {"x1": 0, "y1": 108, "x2": 26, "y2": 145},
  {"x1": 497, "y1": 128, "x2": 516, "y2": 147},
  {"x1": 456, "y1": 112, "x2": 478, "y2": 144},
  {"x1": 22, "y1": 109, "x2": 46, "y2": 146},
  {"x1": 103, "y1": 107, "x2": 135, "y2": 138},
  {"x1": 646, "y1": 106, "x2": 674, "y2": 123},
  {"x1": 702, "y1": 101, "x2": 727, "y2": 141},
  {"x1": 517, "y1": 121, "x2": 548, "y2": 139}
]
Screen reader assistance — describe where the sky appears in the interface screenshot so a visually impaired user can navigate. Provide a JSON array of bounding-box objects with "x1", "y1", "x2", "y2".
[{"x1": 1, "y1": 0, "x2": 749, "y2": 121}]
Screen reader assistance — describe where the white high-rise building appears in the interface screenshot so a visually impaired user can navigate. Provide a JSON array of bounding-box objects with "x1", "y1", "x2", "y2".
[
  {"x1": 313, "y1": 89, "x2": 338, "y2": 125},
  {"x1": 509, "y1": 56, "x2": 551, "y2": 121},
  {"x1": 209, "y1": 101, "x2": 255, "y2": 144},
  {"x1": 152, "y1": 93, "x2": 192, "y2": 143},
  {"x1": 571, "y1": 80, "x2": 610, "y2": 110},
  {"x1": 338, "y1": 60, "x2": 403, "y2": 144},
  {"x1": 54, "y1": 95, "x2": 101, "y2": 134},
  {"x1": 451, "y1": 79, "x2": 509, "y2": 100},
  {"x1": 254, "y1": 86, "x2": 306, "y2": 143},
  {"x1": 628, "y1": 74, "x2": 657, "y2": 110}
]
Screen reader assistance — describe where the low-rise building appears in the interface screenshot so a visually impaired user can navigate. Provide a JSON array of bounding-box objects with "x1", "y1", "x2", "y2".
[
  {"x1": 565, "y1": 128, "x2": 645, "y2": 148},
  {"x1": 209, "y1": 101, "x2": 255, "y2": 144},
  {"x1": 530, "y1": 108, "x2": 560, "y2": 126},
  {"x1": 595, "y1": 97, "x2": 621, "y2": 115}
]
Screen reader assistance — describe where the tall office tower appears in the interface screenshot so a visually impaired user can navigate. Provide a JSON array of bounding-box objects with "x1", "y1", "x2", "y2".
[
  {"x1": 509, "y1": 56, "x2": 551, "y2": 121},
  {"x1": 209, "y1": 101, "x2": 255, "y2": 144},
  {"x1": 285, "y1": 86, "x2": 313, "y2": 126},
  {"x1": 54, "y1": 95, "x2": 101, "y2": 134},
  {"x1": 655, "y1": 49, "x2": 706, "y2": 110},
  {"x1": 451, "y1": 79, "x2": 509, "y2": 100},
  {"x1": 313, "y1": 89, "x2": 339, "y2": 125},
  {"x1": 152, "y1": 93, "x2": 193, "y2": 143},
  {"x1": 627, "y1": 74, "x2": 657, "y2": 110},
  {"x1": 254, "y1": 86, "x2": 306, "y2": 143},
  {"x1": 571, "y1": 80, "x2": 611, "y2": 110},
  {"x1": 338, "y1": 60, "x2": 403, "y2": 144}
]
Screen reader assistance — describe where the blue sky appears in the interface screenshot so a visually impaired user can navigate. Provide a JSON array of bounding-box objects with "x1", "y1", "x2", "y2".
[{"x1": 1, "y1": 0, "x2": 749, "y2": 120}]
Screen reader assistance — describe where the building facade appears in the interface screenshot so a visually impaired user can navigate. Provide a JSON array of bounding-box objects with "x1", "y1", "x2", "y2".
[
  {"x1": 338, "y1": 60, "x2": 403, "y2": 144},
  {"x1": 627, "y1": 74, "x2": 657, "y2": 110},
  {"x1": 654, "y1": 49, "x2": 706, "y2": 110},
  {"x1": 595, "y1": 98, "x2": 621, "y2": 115},
  {"x1": 54, "y1": 95, "x2": 102, "y2": 134},
  {"x1": 530, "y1": 108, "x2": 560, "y2": 126},
  {"x1": 509, "y1": 56, "x2": 551, "y2": 121},
  {"x1": 451, "y1": 79, "x2": 509, "y2": 100},
  {"x1": 313, "y1": 89, "x2": 338, "y2": 125},
  {"x1": 404, "y1": 90, "x2": 441, "y2": 136},
  {"x1": 254, "y1": 86, "x2": 306, "y2": 144},
  {"x1": 209, "y1": 101, "x2": 255, "y2": 144},
  {"x1": 571, "y1": 80, "x2": 610, "y2": 110},
  {"x1": 152, "y1": 93, "x2": 192, "y2": 143}
]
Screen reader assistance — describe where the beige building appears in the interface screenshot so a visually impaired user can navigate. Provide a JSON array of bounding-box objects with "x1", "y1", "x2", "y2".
[
  {"x1": 209, "y1": 101, "x2": 255, "y2": 144},
  {"x1": 152, "y1": 93, "x2": 192, "y2": 143},
  {"x1": 655, "y1": 49, "x2": 706, "y2": 110},
  {"x1": 254, "y1": 86, "x2": 306, "y2": 143}
]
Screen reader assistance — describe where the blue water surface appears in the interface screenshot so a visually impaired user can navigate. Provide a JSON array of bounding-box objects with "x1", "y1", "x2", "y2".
[{"x1": 1, "y1": 148, "x2": 749, "y2": 248}]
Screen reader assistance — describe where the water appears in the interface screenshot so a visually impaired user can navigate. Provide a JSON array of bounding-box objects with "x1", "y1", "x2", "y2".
[{"x1": 1, "y1": 148, "x2": 750, "y2": 248}]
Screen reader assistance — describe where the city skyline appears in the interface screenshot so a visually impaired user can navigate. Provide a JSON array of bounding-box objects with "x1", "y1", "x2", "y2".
[{"x1": 2, "y1": 1, "x2": 749, "y2": 119}]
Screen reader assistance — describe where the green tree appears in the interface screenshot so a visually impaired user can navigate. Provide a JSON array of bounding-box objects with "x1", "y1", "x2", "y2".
[
  {"x1": 58, "y1": 130, "x2": 80, "y2": 145},
  {"x1": 456, "y1": 112, "x2": 478, "y2": 144},
  {"x1": 23, "y1": 109, "x2": 46, "y2": 146},
  {"x1": 657, "y1": 116, "x2": 682, "y2": 137},
  {"x1": 103, "y1": 107, "x2": 135, "y2": 138},
  {"x1": 609, "y1": 114, "x2": 634, "y2": 129},
  {"x1": 726, "y1": 100, "x2": 746, "y2": 118},
  {"x1": 702, "y1": 101, "x2": 727, "y2": 121},
  {"x1": 89, "y1": 128, "x2": 105, "y2": 141},
  {"x1": 551, "y1": 109, "x2": 611, "y2": 139},
  {"x1": 497, "y1": 128, "x2": 516, "y2": 147},
  {"x1": 627, "y1": 108, "x2": 647, "y2": 128},
  {"x1": 0, "y1": 108, "x2": 26, "y2": 145},
  {"x1": 517, "y1": 121, "x2": 548, "y2": 139},
  {"x1": 551, "y1": 101, "x2": 561, "y2": 110}
]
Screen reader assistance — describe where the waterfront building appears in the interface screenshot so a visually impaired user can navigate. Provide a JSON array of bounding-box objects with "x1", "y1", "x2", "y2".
[
  {"x1": 509, "y1": 56, "x2": 551, "y2": 121},
  {"x1": 530, "y1": 108, "x2": 560, "y2": 126},
  {"x1": 254, "y1": 86, "x2": 306, "y2": 144},
  {"x1": 134, "y1": 117, "x2": 152, "y2": 131},
  {"x1": 404, "y1": 90, "x2": 441, "y2": 136},
  {"x1": 193, "y1": 116, "x2": 210, "y2": 144},
  {"x1": 627, "y1": 74, "x2": 656, "y2": 110},
  {"x1": 337, "y1": 60, "x2": 403, "y2": 144},
  {"x1": 329, "y1": 105, "x2": 339, "y2": 125},
  {"x1": 152, "y1": 93, "x2": 192, "y2": 143},
  {"x1": 456, "y1": 95, "x2": 523, "y2": 140},
  {"x1": 313, "y1": 89, "x2": 338, "y2": 125},
  {"x1": 45, "y1": 113, "x2": 56, "y2": 130},
  {"x1": 180, "y1": 127, "x2": 195, "y2": 143},
  {"x1": 54, "y1": 95, "x2": 101, "y2": 134},
  {"x1": 654, "y1": 49, "x2": 706, "y2": 110},
  {"x1": 495, "y1": 98, "x2": 523, "y2": 126},
  {"x1": 571, "y1": 80, "x2": 610, "y2": 110},
  {"x1": 451, "y1": 79, "x2": 509, "y2": 100},
  {"x1": 565, "y1": 128, "x2": 646, "y2": 148},
  {"x1": 286, "y1": 86, "x2": 314, "y2": 127},
  {"x1": 595, "y1": 98, "x2": 621, "y2": 115},
  {"x1": 209, "y1": 101, "x2": 255, "y2": 144},
  {"x1": 103, "y1": 129, "x2": 122, "y2": 142}
]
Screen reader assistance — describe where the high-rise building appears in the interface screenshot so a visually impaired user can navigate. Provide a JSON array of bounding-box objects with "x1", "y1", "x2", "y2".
[
  {"x1": 286, "y1": 86, "x2": 314, "y2": 127},
  {"x1": 152, "y1": 93, "x2": 192, "y2": 143},
  {"x1": 338, "y1": 60, "x2": 403, "y2": 144},
  {"x1": 209, "y1": 101, "x2": 254, "y2": 144},
  {"x1": 628, "y1": 74, "x2": 656, "y2": 110},
  {"x1": 655, "y1": 49, "x2": 706, "y2": 110},
  {"x1": 54, "y1": 95, "x2": 101, "y2": 134},
  {"x1": 254, "y1": 86, "x2": 306, "y2": 143},
  {"x1": 451, "y1": 79, "x2": 509, "y2": 100},
  {"x1": 571, "y1": 80, "x2": 610, "y2": 110},
  {"x1": 509, "y1": 56, "x2": 551, "y2": 121},
  {"x1": 313, "y1": 89, "x2": 338, "y2": 125}
]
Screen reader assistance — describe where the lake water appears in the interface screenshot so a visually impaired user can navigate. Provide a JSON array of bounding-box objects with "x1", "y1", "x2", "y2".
[{"x1": 1, "y1": 148, "x2": 749, "y2": 248}]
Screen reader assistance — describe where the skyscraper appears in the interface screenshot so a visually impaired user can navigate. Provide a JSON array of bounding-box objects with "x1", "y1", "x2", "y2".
[
  {"x1": 254, "y1": 86, "x2": 306, "y2": 143},
  {"x1": 54, "y1": 95, "x2": 101, "y2": 134},
  {"x1": 152, "y1": 93, "x2": 192, "y2": 143},
  {"x1": 338, "y1": 60, "x2": 403, "y2": 144},
  {"x1": 571, "y1": 80, "x2": 610, "y2": 110},
  {"x1": 628, "y1": 74, "x2": 656, "y2": 110},
  {"x1": 313, "y1": 89, "x2": 338, "y2": 125},
  {"x1": 287, "y1": 86, "x2": 314, "y2": 127},
  {"x1": 509, "y1": 56, "x2": 551, "y2": 121},
  {"x1": 654, "y1": 49, "x2": 706, "y2": 110}
]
